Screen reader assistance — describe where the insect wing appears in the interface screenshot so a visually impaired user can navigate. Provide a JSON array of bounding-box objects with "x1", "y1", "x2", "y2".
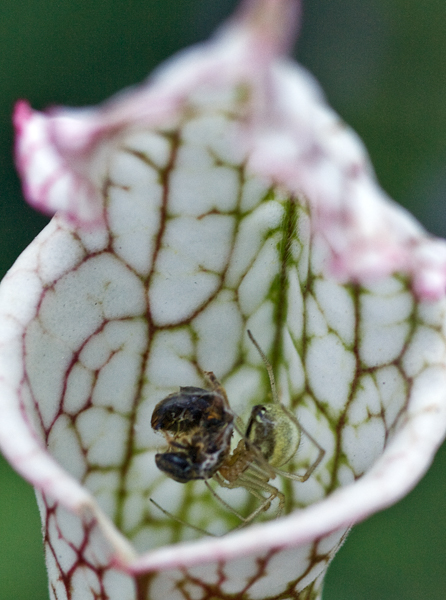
[{"x1": 151, "y1": 386, "x2": 219, "y2": 434}]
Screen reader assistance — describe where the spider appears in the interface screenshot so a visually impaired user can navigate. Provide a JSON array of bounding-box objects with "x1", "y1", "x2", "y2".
[{"x1": 150, "y1": 330, "x2": 325, "y2": 535}]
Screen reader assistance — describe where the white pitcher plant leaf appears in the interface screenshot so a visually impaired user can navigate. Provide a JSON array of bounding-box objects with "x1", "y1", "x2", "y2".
[{"x1": 1, "y1": 1, "x2": 446, "y2": 599}]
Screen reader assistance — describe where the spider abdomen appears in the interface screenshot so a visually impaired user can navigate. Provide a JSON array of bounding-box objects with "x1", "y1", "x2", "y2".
[{"x1": 246, "y1": 404, "x2": 301, "y2": 468}]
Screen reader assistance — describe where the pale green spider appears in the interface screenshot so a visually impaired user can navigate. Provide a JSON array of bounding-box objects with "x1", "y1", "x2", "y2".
[{"x1": 150, "y1": 331, "x2": 325, "y2": 536}]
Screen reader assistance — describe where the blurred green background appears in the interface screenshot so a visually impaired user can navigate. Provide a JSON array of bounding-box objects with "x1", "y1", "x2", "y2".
[{"x1": 1, "y1": 1, "x2": 445, "y2": 598}]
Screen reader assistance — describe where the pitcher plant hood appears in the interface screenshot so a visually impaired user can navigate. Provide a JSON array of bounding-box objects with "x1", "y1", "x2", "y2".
[{"x1": 1, "y1": 1, "x2": 446, "y2": 599}]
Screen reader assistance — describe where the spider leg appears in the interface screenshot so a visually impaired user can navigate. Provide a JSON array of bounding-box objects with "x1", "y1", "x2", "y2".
[
  {"x1": 214, "y1": 471, "x2": 266, "y2": 505},
  {"x1": 203, "y1": 371, "x2": 230, "y2": 408},
  {"x1": 215, "y1": 470, "x2": 284, "y2": 528},
  {"x1": 149, "y1": 497, "x2": 217, "y2": 538},
  {"x1": 235, "y1": 473, "x2": 285, "y2": 526},
  {"x1": 247, "y1": 455, "x2": 277, "y2": 481},
  {"x1": 273, "y1": 406, "x2": 325, "y2": 482},
  {"x1": 297, "y1": 420, "x2": 325, "y2": 481},
  {"x1": 204, "y1": 479, "x2": 247, "y2": 522}
]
